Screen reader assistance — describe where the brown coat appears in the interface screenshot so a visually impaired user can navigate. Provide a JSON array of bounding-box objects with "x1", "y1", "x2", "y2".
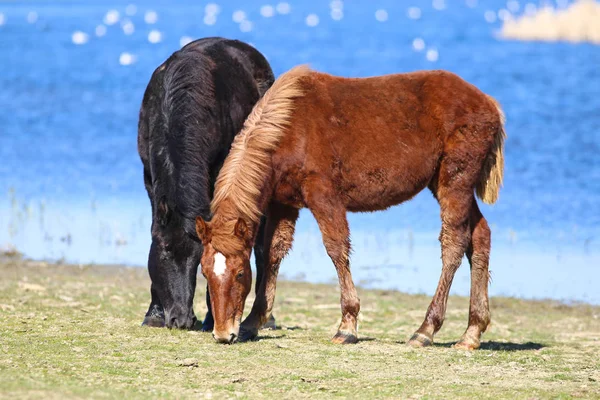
[{"x1": 197, "y1": 66, "x2": 505, "y2": 348}]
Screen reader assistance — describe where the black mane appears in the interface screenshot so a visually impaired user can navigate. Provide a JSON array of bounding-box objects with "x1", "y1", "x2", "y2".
[{"x1": 138, "y1": 37, "x2": 274, "y2": 239}]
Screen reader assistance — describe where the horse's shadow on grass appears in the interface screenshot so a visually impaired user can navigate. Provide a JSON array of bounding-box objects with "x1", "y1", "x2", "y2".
[
  {"x1": 250, "y1": 335, "x2": 377, "y2": 343},
  {"x1": 253, "y1": 335, "x2": 288, "y2": 341},
  {"x1": 358, "y1": 337, "x2": 377, "y2": 343},
  {"x1": 432, "y1": 341, "x2": 546, "y2": 351},
  {"x1": 280, "y1": 325, "x2": 304, "y2": 331}
]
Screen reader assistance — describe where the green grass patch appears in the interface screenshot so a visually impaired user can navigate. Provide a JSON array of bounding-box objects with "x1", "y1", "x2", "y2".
[{"x1": 1, "y1": 257, "x2": 599, "y2": 399}]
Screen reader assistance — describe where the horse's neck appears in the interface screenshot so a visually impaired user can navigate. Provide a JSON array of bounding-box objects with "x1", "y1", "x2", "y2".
[
  {"x1": 213, "y1": 166, "x2": 274, "y2": 242},
  {"x1": 256, "y1": 169, "x2": 275, "y2": 216}
]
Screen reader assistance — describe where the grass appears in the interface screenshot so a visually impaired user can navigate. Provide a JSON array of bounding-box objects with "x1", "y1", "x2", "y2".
[{"x1": 0, "y1": 255, "x2": 599, "y2": 399}]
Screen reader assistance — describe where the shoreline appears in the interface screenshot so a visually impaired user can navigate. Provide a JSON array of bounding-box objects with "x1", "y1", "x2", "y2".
[
  {"x1": 2, "y1": 251, "x2": 599, "y2": 307},
  {"x1": 2, "y1": 191, "x2": 599, "y2": 305}
]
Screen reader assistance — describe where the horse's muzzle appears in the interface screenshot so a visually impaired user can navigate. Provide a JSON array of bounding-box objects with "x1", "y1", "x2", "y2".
[
  {"x1": 165, "y1": 307, "x2": 197, "y2": 330},
  {"x1": 212, "y1": 331, "x2": 238, "y2": 344}
]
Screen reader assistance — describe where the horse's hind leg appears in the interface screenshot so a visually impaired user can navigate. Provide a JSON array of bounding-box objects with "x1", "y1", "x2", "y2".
[
  {"x1": 455, "y1": 202, "x2": 491, "y2": 350},
  {"x1": 408, "y1": 187, "x2": 472, "y2": 347},
  {"x1": 303, "y1": 177, "x2": 360, "y2": 344}
]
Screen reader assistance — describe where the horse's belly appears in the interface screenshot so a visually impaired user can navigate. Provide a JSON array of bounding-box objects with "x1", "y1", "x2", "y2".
[
  {"x1": 337, "y1": 145, "x2": 439, "y2": 212},
  {"x1": 342, "y1": 175, "x2": 431, "y2": 212}
]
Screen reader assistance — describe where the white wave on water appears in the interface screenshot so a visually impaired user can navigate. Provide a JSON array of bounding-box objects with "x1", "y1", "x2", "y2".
[{"x1": 501, "y1": 0, "x2": 600, "y2": 44}]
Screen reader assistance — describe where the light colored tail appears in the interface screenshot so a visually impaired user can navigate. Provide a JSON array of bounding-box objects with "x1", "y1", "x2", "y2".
[
  {"x1": 476, "y1": 96, "x2": 506, "y2": 204},
  {"x1": 211, "y1": 65, "x2": 311, "y2": 222}
]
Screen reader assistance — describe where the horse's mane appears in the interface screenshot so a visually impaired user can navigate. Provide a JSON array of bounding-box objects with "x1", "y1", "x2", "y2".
[
  {"x1": 157, "y1": 52, "x2": 216, "y2": 231},
  {"x1": 210, "y1": 65, "x2": 311, "y2": 224}
]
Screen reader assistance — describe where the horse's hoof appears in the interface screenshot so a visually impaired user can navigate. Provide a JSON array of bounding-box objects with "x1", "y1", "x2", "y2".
[
  {"x1": 331, "y1": 331, "x2": 358, "y2": 344},
  {"x1": 238, "y1": 326, "x2": 259, "y2": 342},
  {"x1": 407, "y1": 332, "x2": 433, "y2": 347},
  {"x1": 201, "y1": 314, "x2": 214, "y2": 332},
  {"x1": 201, "y1": 321, "x2": 214, "y2": 332},
  {"x1": 142, "y1": 315, "x2": 165, "y2": 328},
  {"x1": 454, "y1": 336, "x2": 480, "y2": 351},
  {"x1": 261, "y1": 315, "x2": 277, "y2": 330}
]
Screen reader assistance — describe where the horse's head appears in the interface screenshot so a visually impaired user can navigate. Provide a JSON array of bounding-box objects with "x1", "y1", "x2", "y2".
[
  {"x1": 147, "y1": 200, "x2": 201, "y2": 330},
  {"x1": 195, "y1": 216, "x2": 253, "y2": 343}
]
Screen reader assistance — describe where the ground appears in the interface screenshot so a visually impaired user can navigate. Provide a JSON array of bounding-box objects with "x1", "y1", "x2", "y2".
[{"x1": 0, "y1": 256, "x2": 598, "y2": 399}]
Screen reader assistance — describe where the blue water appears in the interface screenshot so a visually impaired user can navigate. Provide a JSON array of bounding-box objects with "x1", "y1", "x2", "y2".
[{"x1": 1, "y1": 1, "x2": 599, "y2": 303}]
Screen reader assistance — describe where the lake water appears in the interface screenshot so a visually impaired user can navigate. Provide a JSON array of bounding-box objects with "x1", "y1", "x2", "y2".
[{"x1": 1, "y1": 0, "x2": 599, "y2": 304}]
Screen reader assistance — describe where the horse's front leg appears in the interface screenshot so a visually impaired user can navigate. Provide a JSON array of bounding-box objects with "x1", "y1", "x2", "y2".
[
  {"x1": 253, "y1": 216, "x2": 277, "y2": 330},
  {"x1": 304, "y1": 178, "x2": 360, "y2": 344},
  {"x1": 142, "y1": 285, "x2": 166, "y2": 327},
  {"x1": 314, "y1": 210, "x2": 360, "y2": 344},
  {"x1": 239, "y1": 203, "x2": 299, "y2": 341},
  {"x1": 201, "y1": 287, "x2": 214, "y2": 331}
]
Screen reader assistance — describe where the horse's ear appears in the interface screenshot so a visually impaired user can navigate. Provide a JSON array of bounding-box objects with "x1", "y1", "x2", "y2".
[
  {"x1": 234, "y1": 218, "x2": 250, "y2": 241},
  {"x1": 157, "y1": 198, "x2": 171, "y2": 227},
  {"x1": 195, "y1": 217, "x2": 211, "y2": 244}
]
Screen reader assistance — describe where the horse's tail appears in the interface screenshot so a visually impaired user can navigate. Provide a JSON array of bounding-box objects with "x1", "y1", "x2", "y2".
[
  {"x1": 476, "y1": 96, "x2": 506, "y2": 205},
  {"x1": 211, "y1": 65, "x2": 311, "y2": 221}
]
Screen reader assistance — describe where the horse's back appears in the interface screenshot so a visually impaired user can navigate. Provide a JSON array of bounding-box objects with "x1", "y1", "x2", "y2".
[
  {"x1": 139, "y1": 38, "x2": 272, "y2": 163},
  {"x1": 278, "y1": 70, "x2": 496, "y2": 211},
  {"x1": 305, "y1": 69, "x2": 495, "y2": 132},
  {"x1": 181, "y1": 38, "x2": 273, "y2": 96},
  {"x1": 284, "y1": 71, "x2": 443, "y2": 210},
  {"x1": 296, "y1": 69, "x2": 497, "y2": 157}
]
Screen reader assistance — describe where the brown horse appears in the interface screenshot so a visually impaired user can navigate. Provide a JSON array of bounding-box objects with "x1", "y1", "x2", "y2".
[{"x1": 195, "y1": 66, "x2": 506, "y2": 349}]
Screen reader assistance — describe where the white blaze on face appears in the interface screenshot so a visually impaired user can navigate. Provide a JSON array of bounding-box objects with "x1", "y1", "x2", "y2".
[{"x1": 213, "y1": 252, "x2": 227, "y2": 277}]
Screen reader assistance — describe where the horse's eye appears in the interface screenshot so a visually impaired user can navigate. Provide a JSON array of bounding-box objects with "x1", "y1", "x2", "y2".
[{"x1": 236, "y1": 271, "x2": 244, "y2": 279}]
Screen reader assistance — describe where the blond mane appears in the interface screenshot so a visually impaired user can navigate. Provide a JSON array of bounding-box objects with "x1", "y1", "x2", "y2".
[{"x1": 210, "y1": 65, "x2": 311, "y2": 224}]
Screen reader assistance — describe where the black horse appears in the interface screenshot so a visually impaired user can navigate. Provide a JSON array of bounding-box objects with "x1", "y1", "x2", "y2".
[{"x1": 137, "y1": 37, "x2": 274, "y2": 330}]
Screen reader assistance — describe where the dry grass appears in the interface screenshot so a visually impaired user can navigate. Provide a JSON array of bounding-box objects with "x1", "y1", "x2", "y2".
[{"x1": 0, "y1": 256, "x2": 599, "y2": 399}]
